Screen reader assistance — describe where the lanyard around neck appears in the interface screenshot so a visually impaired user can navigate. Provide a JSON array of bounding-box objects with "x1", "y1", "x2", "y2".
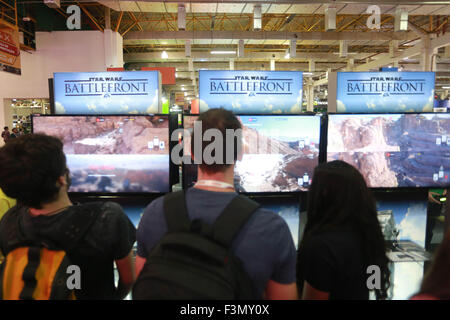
[{"x1": 195, "y1": 179, "x2": 234, "y2": 190}]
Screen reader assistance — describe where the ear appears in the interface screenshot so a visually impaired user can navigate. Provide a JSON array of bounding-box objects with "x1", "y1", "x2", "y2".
[{"x1": 57, "y1": 175, "x2": 67, "y2": 187}]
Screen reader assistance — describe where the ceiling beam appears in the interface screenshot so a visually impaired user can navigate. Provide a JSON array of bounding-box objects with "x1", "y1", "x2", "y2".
[
  {"x1": 124, "y1": 30, "x2": 417, "y2": 43},
  {"x1": 98, "y1": 0, "x2": 450, "y2": 5},
  {"x1": 124, "y1": 51, "x2": 372, "y2": 62}
]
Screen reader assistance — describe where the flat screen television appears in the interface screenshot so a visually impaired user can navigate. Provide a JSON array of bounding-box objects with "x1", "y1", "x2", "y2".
[
  {"x1": 327, "y1": 113, "x2": 450, "y2": 188},
  {"x1": 32, "y1": 115, "x2": 170, "y2": 194},
  {"x1": 182, "y1": 114, "x2": 322, "y2": 193}
]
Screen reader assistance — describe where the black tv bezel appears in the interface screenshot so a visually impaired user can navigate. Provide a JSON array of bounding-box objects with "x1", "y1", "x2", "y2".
[
  {"x1": 31, "y1": 113, "x2": 172, "y2": 197},
  {"x1": 181, "y1": 113, "x2": 324, "y2": 196},
  {"x1": 325, "y1": 111, "x2": 450, "y2": 190}
]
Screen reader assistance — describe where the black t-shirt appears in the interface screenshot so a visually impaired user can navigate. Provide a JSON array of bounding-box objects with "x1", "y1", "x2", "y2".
[
  {"x1": 300, "y1": 230, "x2": 369, "y2": 300},
  {"x1": 0, "y1": 202, "x2": 136, "y2": 300}
]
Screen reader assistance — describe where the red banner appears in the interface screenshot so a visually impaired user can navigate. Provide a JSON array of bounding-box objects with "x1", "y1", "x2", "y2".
[
  {"x1": 141, "y1": 67, "x2": 176, "y2": 85},
  {"x1": 0, "y1": 20, "x2": 21, "y2": 75}
]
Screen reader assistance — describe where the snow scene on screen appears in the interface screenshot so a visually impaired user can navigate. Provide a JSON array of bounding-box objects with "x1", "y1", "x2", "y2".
[
  {"x1": 327, "y1": 113, "x2": 450, "y2": 188},
  {"x1": 183, "y1": 115, "x2": 321, "y2": 193},
  {"x1": 32, "y1": 115, "x2": 170, "y2": 193}
]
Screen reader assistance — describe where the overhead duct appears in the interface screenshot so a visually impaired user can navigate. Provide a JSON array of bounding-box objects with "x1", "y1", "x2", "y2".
[
  {"x1": 324, "y1": 5, "x2": 337, "y2": 31},
  {"x1": 339, "y1": 40, "x2": 348, "y2": 58},
  {"x1": 253, "y1": 5, "x2": 262, "y2": 31},
  {"x1": 185, "y1": 39, "x2": 191, "y2": 57},
  {"x1": 290, "y1": 39, "x2": 297, "y2": 58},
  {"x1": 178, "y1": 4, "x2": 186, "y2": 31},
  {"x1": 395, "y1": 7, "x2": 409, "y2": 31},
  {"x1": 238, "y1": 39, "x2": 245, "y2": 58}
]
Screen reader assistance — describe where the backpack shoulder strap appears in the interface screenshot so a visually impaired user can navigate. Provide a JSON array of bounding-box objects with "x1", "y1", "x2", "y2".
[
  {"x1": 163, "y1": 190, "x2": 191, "y2": 233},
  {"x1": 211, "y1": 195, "x2": 260, "y2": 248},
  {"x1": 54, "y1": 202, "x2": 102, "y2": 250},
  {"x1": 6, "y1": 203, "x2": 102, "y2": 252}
]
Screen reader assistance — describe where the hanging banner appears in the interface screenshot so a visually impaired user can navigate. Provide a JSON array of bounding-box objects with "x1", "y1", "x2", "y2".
[
  {"x1": 141, "y1": 67, "x2": 176, "y2": 85},
  {"x1": 336, "y1": 72, "x2": 435, "y2": 113},
  {"x1": 53, "y1": 71, "x2": 161, "y2": 114},
  {"x1": 0, "y1": 19, "x2": 21, "y2": 75},
  {"x1": 199, "y1": 70, "x2": 303, "y2": 114}
]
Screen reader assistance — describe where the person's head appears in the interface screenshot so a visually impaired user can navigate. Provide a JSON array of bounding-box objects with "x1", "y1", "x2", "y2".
[
  {"x1": 12, "y1": 128, "x2": 18, "y2": 133},
  {"x1": 0, "y1": 134, "x2": 70, "y2": 209},
  {"x1": 298, "y1": 160, "x2": 390, "y2": 299},
  {"x1": 191, "y1": 108, "x2": 243, "y2": 175},
  {"x1": 417, "y1": 228, "x2": 450, "y2": 299},
  {"x1": 4, "y1": 126, "x2": 8, "y2": 131},
  {"x1": 305, "y1": 160, "x2": 379, "y2": 231}
]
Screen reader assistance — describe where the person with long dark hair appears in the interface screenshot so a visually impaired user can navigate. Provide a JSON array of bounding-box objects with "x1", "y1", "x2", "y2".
[
  {"x1": 411, "y1": 228, "x2": 450, "y2": 300},
  {"x1": 297, "y1": 160, "x2": 390, "y2": 300}
]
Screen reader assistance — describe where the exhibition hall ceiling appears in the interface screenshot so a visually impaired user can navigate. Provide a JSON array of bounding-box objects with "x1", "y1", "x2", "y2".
[{"x1": 4, "y1": 1, "x2": 450, "y2": 95}]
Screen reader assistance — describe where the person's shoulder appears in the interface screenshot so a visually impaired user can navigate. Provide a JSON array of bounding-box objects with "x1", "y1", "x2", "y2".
[
  {"x1": 73, "y1": 201, "x2": 127, "y2": 225},
  {"x1": 251, "y1": 206, "x2": 288, "y2": 229},
  {"x1": 76, "y1": 201, "x2": 123, "y2": 214},
  {"x1": 142, "y1": 195, "x2": 166, "y2": 216},
  {"x1": 0, "y1": 204, "x2": 23, "y2": 225}
]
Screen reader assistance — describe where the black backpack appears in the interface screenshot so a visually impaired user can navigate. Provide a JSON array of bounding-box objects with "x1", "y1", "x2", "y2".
[{"x1": 133, "y1": 190, "x2": 260, "y2": 300}]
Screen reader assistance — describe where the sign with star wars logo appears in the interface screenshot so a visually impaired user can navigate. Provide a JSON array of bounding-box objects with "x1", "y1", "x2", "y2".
[
  {"x1": 199, "y1": 70, "x2": 303, "y2": 114},
  {"x1": 0, "y1": 19, "x2": 21, "y2": 75},
  {"x1": 337, "y1": 72, "x2": 435, "y2": 113},
  {"x1": 54, "y1": 71, "x2": 161, "y2": 115}
]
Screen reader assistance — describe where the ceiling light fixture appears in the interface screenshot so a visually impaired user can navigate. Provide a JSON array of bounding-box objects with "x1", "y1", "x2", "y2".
[
  {"x1": 210, "y1": 51, "x2": 236, "y2": 55},
  {"x1": 161, "y1": 51, "x2": 169, "y2": 59}
]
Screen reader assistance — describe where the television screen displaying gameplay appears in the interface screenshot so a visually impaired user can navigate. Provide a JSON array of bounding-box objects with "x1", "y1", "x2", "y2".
[
  {"x1": 327, "y1": 113, "x2": 450, "y2": 188},
  {"x1": 183, "y1": 115, "x2": 321, "y2": 193},
  {"x1": 32, "y1": 115, "x2": 170, "y2": 193}
]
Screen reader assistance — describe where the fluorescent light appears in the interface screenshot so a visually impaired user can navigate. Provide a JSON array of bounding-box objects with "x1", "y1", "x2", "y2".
[
  {"x1": 284, "y1": 52, "x2": 290, "y2": 59},
  {"x1": 184, "y1": 92, "x2": 187, "y2": 96},
  {"x1": 303, "y1": 72, "x2": 313, "y2": 76},
  {"x1": 442, "y1": 86, "x2": 450, "y2": 89},
  {"x1": 210, "y1": 51, "x2": 236, "y2": 54},
  {"x1": 161, "y1": 51, "x2": 169, "y2": 59}
]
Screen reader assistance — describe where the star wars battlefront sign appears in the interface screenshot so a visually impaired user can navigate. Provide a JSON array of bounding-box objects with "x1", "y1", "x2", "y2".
[
  {"x1": 199, "y1": 70, "x2": 303, "y2": 114},
  {"x1": 337, "y1": 72, "x2": 435, "y2": 113},
  {"x1": 54, "y1": 71, "x2": 162, "y2": 114},
  {"x1": 0, "y1": 19, "x2": 21, "y2": 75}
]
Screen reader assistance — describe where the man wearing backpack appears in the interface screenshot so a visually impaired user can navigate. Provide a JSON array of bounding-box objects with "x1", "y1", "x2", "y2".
[
  {"x1": 134, "y1": 108, "x2": 298, "y2": 300},
  {"x1": 0, "y1": 134, "x2": 136, "y2": 300}
]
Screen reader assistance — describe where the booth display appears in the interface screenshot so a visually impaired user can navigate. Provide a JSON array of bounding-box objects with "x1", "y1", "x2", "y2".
[
  {"x1": 32, "y1": 114, "x2": 171, "y2": 194},
  {"x1": 199, "y1": 70, "x2": 303, "y2": 114},
  {"x1": 22, "y1": 65, "x2": 449, "y2": 302},
  {"x1": 327, "y1": 113, "x2": 450, "y2": 188},
  {"x1": 53, "y1": 71, "x2": 162, "y2": 115}
]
